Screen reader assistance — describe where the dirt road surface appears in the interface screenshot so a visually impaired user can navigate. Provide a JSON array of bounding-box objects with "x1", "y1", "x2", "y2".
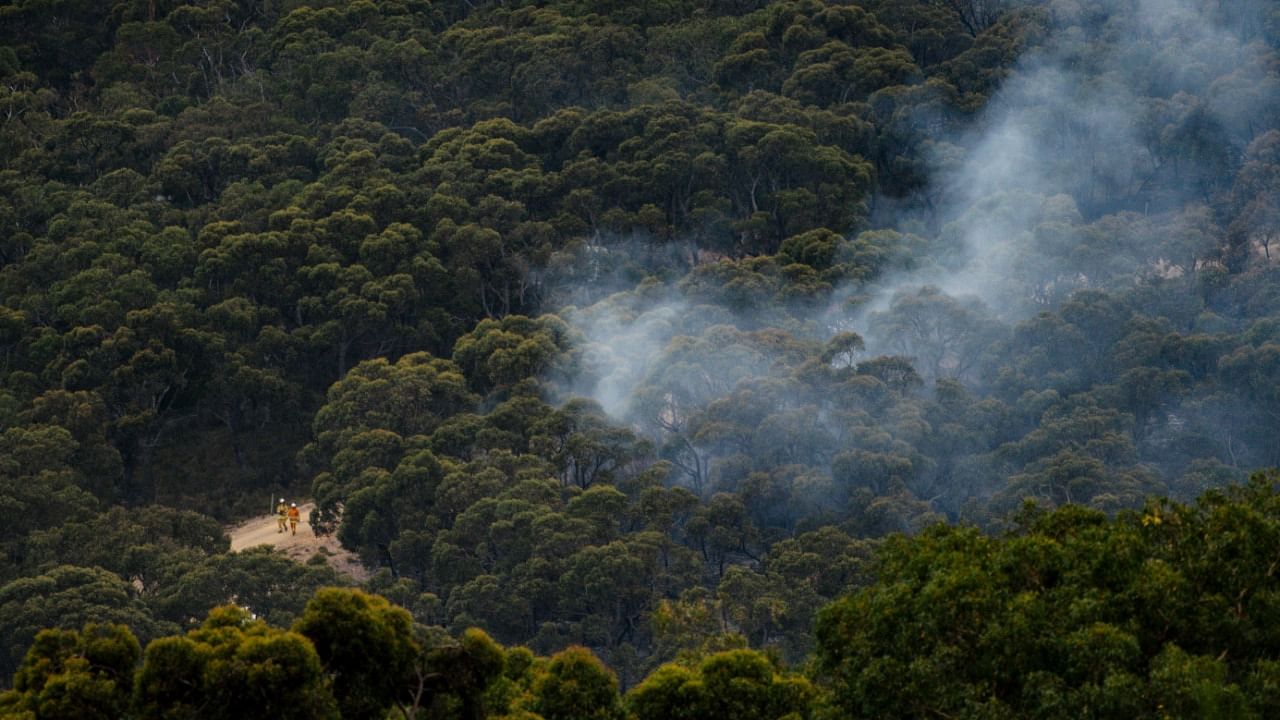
[{"x1": 227, "y1": 502, "x2": 370, "y2": 581}]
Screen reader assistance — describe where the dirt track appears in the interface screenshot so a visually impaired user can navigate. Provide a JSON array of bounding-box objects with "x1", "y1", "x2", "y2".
[{"x1": 227, "y1": 502, "x2": 370, "y2": 581}]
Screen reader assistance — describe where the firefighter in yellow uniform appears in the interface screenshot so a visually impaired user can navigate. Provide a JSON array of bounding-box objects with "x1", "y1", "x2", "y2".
[
  {"x1": 288, "y1": 503, "x2": 301, "y2": 536},
  {"x1": 276, "y1": 498, "x2": 288, "y2": 533}
]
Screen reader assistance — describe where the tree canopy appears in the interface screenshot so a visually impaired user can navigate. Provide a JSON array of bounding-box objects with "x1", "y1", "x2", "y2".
[{"x1": 5, "y1": 0, "x2": 1280, "y2": 715}]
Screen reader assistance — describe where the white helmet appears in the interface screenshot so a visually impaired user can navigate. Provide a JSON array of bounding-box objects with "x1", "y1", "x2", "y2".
[
  {"x1": 279, "y1": 498, "x2": 285, "y2": 503},
  {"x1": 291, "y1": 503, "x2": 297, "y2": 508}
]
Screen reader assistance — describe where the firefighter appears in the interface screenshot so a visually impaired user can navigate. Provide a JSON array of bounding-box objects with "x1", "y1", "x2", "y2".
[
  {"x1": 276, "y1": 498, "x2": 288, "y2": 533},
  {"x1": 288, "y1": 502, "x2": 301, "y2": 536}
]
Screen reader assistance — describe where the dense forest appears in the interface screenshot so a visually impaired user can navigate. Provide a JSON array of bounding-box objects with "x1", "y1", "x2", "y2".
[{"x1": 3, "y1": 0, "x2": 1280, "y2": 716}]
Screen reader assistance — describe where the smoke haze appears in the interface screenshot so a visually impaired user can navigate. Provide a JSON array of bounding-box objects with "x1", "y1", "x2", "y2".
[
  {"x1": 565, "y1": 0, "x2": 1274, "y2": 407},
  {"x1": 548, "y1": 0, "x2": 1280, "y2": 504},
  {"x1": 900, "y1": 0, "x2": 1266, "y2": 316}
]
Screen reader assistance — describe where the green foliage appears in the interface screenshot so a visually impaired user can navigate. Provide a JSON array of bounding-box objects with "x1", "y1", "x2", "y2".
[
  {"x1": 424, "y1": 627, "x2": 510, "y2": 720},
  {"x1": 3, "y1": 0, "x2": 1280, "y2": 712},
  {"x1": 0, "y1": 566, "x2": 173, "y2": 682},
  {"x1": 531, "y1": 646, "x2": 623, "y2": 720},
  {"x1": 0, "y1": 624, "x2": 139, "y2": 720},
  {"x1": 814, "y1": 473, "x2": 1280, "y2": 719},
  {"x1": 293, "y1": 587, "x2": 418, "y2": 720},
  {"x1": 134, "y1": 605, "x2": 338, "y2": 720},
  {"x1": 144, "y1": 546, "x2": 351, "y2": 628},
  {"x1": 627, "y1": 648, "x2": 816, "y2": 720},
  {"x1": 453, "y1": 316, "x2": 580, "y2": 395},
  {"x1": 19, "y1": 505, "x2": 227, "y2": 586}
]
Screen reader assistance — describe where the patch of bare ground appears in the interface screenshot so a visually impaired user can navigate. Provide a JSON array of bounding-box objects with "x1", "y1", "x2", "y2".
[{"x1": 226, "y1": 502, "x2": 371, "y2": 582}]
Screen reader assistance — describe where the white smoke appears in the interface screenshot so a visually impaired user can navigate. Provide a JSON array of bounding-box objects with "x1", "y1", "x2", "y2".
[{"x1": 563, "y1": 0, "x2": 1271, "y2": 416}]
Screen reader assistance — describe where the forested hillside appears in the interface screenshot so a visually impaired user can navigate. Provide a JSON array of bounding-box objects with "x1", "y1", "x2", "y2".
[{"x1": 3, "y1": 0, "x2": 1280, "y2": 716}]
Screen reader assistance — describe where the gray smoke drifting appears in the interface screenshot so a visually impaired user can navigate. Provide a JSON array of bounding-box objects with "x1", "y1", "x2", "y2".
[
  {"x1": 569, "y1": 295, "x2": 688, "y2": 418},
  {"x1": 850, "y1": 0, "x2": 1272, "y2": 369},
  {"x1": 563, "y1": 0, "x2": 1269, "y2": 419},
  {"x1": 884, "y1": 5, "x2": 1177, "y2": 295}
]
